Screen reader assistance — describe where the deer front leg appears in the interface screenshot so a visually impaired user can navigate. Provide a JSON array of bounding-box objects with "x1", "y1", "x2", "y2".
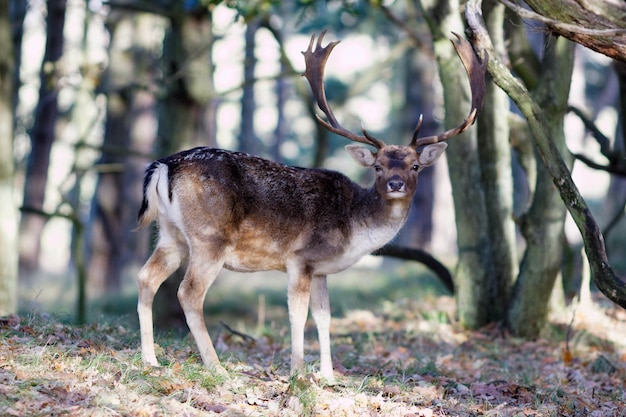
[
  {"x1": 310, "y1": 275, "x2": 335, "y2": 383},
  {"x1": 287, "y1": 266, "x2": 312, "y2": 375},
  {"x1": 177, "y1": 256, "x2": 223, "y2": 369},
  {"x1": 137, "y1": 243, "x2": 182, "y2": 366}
]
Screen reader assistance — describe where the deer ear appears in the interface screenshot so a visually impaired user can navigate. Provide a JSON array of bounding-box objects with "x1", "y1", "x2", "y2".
[
  {"x1": 418, "y1": 143, "x2": 447, "y2": 167},
  {"x1": 345, "y1": 144, "x2": 376, "y2": 167}
]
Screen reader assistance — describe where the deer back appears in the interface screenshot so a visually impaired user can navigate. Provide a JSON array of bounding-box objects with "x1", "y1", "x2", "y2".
[{"x1": 138, "y1": 147, "x2": 416, "y2": 274}]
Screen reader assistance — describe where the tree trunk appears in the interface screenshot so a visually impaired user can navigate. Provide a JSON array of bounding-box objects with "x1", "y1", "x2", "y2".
[
  {"x1": 240, "y1": 19, "x2": 259, "y2": 154},
  {"x1": 89, "y1": 11, "x2": 162, "y2": 296},
  {"x1": 10, "y1": 0, "x2": 25, "y2": 119},
  {"x1": 0, "y1": 0, "x2": 17, "y2": 316},
  {"x1": 19, "y1": 0, "x2": 66, "y2": 271},
  {"x1": 154, "y1": 9, "x2": 216, "y2": 329},
  {"x1": 507, "y1": 35, "x2": 575, "y2": 337},
  {"x1": 397, "y1": 45, "x2": 438, "y2": 250},
  {"x1": 419, "y1": 0, "x2": 496, "y2": 329},
  {"x1": 89, "y1": 11, "x2": 133, "y2": 295},
  {"x1": 159, "y1": 13, "x2": 215, "y2": 153},
  {"x1": 475, "y1": 0, "x2": 517, "y2": 320},
  {"x1": 271, "y1": 19, "x2": 287, "y2": 164}
]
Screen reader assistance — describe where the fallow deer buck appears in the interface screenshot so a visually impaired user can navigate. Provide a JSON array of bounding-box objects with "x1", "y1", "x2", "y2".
[{"x1": 136, "y1": 31, "x2": 486, "y2": 382}]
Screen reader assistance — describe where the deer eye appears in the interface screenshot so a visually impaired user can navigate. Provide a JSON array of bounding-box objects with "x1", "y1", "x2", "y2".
[
  {"x1": 374, "y1": 165, "x2": 382, "y2": 172},
  {"x1": 412, "y1": 164, "x2": 419, "y2": 171}
]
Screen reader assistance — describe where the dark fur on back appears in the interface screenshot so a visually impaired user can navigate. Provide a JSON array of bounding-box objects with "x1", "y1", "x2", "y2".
[{"x1": 160, "y1": 147, "x2": 369, "y2": 233}]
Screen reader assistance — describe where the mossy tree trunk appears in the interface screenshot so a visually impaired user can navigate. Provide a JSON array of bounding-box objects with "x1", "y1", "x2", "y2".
[
  {"x1": 420, "y1": 0, "x2": 518, "y2": 328},
  {"x1": 475, "y1": 0, "x2": 517, "y2": 321},
  {"x1": 419, "y1": 0, "x2": 499, "y2": 329},
  {"x1": 507, "y1": 35, "x2": 575, "y2": 337}
]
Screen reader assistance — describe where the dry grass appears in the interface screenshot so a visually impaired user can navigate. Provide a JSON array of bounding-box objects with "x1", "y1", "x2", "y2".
[
  {"x1": 2, "y1": 284, "x2": 625, "y2": 416},
  {"x1": 3, "y1": 260, "x2": 626, "y2": 416}
]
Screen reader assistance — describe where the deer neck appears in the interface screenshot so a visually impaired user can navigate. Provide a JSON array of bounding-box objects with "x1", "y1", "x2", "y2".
[
  {"x1": 311, "y1": 186, "x2": 412, "y2": 276},
  {"x1": 354, "y1": 186, "x2": 412, "y2": 235}
]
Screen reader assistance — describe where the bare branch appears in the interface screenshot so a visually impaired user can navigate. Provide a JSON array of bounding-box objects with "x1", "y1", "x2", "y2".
[{"x1": 499, "y1": 0, "x2": 626, "y2": 36}]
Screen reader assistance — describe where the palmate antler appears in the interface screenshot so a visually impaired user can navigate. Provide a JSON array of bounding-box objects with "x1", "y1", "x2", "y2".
[
  {"x1": 302, "y1": 31, "x2": 386, "y2": 149},
  {"x1": 302, "y1": 31, "x2": 487, "y2": 150},
  {"x1": 411, "y1": 33, "x2": 487, "y2": 148}
]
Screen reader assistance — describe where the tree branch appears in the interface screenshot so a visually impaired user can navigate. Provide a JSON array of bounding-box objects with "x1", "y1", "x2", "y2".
[
  {"x1": 499, "y1": 0, "x2": 626, "y2": 37},
  {"x1": 568, "y1": 106, "x2": 612, "y2": 155},
  {"x1": 373, "y1": 244, "x2": 454, "y2": 294},
  {"x1": 567, "y1": 106, "x2": 626, "y2": 176},
  {"x1": 502, "y1": 0, "x2": 626, "y2": 62},
  {"x1": 572, "y1": 153, "x2": 626, "y2": 177}
]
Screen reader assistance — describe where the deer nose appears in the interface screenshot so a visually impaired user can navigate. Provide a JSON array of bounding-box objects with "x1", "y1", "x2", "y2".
[{"x1": 387, "y1": 177, "x2": 405, "y2": 192}]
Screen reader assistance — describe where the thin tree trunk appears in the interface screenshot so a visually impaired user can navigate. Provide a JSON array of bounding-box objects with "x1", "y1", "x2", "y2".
[
  {"x1": 67, "y1": 1, "x2": 99, "y2": 322},
  {"x1": 419, "y1": 0, "x2": 496, "y2": 329},
  {"x1": 159, "y1": 13, "x2": 215, "y2": 153},
  {"x1": 272, "y1": 21, "x2": 287, "y2": 164},
  {"x1": 89, "y1": 10, "x2": 134, "y2": 295},
  {"x1": 0, "y1": 0, "x2": 17, "y2": 316},
  {"x1": 397, "y1": 47, "x2": 438, "y2": 250},
  {"x1": 89, "y1": 11, "x2": 133, "y2": 295},
  {"x1": 10, "y1": 0, "x2": 25, "y2": 121},
  {"x1": 89, "y1": 11, "x2": 162, "y2": 295},
  {"x1": 154, "y1": 9, "x2": 216, "y2": 329},
  {"x1": 19, "y1": 0, "x2": 66, "y2": 271},
  {"x1": 240, "y1": 19, "x2": 259, "y2": 154},
  {"x1": 476, "y1": 0, "x2": 517, "y2": 320},
  {"x1": 507, "y1": 35, "x2": 575, "y2": 337}
]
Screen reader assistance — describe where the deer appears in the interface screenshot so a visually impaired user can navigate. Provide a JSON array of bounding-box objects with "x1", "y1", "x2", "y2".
[{"x1": 135, "y1": 31, "x2": 486, "y2": 383}]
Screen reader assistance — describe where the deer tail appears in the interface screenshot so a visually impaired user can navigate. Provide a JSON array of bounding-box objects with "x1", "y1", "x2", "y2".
[{"x1": 136, "y1": 161, "x2": 170, "y2": 229}]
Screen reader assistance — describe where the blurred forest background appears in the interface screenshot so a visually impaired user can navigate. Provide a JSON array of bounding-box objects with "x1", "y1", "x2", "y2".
[{"x1": 0, "y1": 0, "x2": 625, "y2": 339}]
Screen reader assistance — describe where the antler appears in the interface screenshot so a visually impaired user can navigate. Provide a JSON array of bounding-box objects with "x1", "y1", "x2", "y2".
[
  {"x1": 411, "y1": 33, "x2": 487, "y2": 148},
  {"x1": 302, "y1": 31, "x2": 386, "y2": 149}
]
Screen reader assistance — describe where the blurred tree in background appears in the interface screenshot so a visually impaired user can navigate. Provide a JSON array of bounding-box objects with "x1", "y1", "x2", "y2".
[
  {"x1": 0, "y1": 0, "x2": 17, "y2": 316},
  {"x1": 2, "y1": 0, "x2": 625, "y2": 338},
  {"x1": 18, "y1": 0, "x2": 66, "y2": 271}
]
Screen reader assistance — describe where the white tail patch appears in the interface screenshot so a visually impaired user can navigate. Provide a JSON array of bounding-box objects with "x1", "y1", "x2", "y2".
[{"x1": 138, "y1": 163, "x2": 170, "y2": 228}]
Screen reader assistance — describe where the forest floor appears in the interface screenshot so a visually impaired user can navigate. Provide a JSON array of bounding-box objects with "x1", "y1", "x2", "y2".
[{"x1": 2, "y1": 267, "x2": 626, "y2": 416}]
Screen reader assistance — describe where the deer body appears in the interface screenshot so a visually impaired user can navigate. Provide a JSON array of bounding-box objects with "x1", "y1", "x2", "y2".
[
  {"x1": 137, "y1": 144, "x2": 439, "y2": 381},
  {"x1": 136, "y1": 32, "x2": 486, "y2": 382},
  {"x1": 140, "y1": 147, "x2": 416, "y2": 274}
]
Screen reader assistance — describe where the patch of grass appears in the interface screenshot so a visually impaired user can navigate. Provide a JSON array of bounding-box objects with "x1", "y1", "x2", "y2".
[
  {"x1": 286, "y1": 374, "x2": 319, "y2": 417},
  {"x1": 179, "y1": 361, "x2": 227, "y2": 391}
]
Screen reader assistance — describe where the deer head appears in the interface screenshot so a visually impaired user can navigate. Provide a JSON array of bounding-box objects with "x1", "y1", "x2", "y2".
[{"x1": 302, "y1": 31, "x2": 487, "y2": 201}]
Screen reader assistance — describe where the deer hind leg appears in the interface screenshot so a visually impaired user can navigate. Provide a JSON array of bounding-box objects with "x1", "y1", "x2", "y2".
[
  {"x1": 137, "y1": 226, "x2": 185, "y2": 366},
  {"x1": 310, "y1": 275, "x2": 335, "y2": 383},
  {"x1": 177, "y1": 248, "x2": 224, "y2": 369},
  {"x1": 286, "y1": 264, "x2": 312, "y2": 375}
]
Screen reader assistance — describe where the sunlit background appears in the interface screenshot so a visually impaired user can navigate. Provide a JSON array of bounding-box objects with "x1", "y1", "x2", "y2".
[{"x1": 12, "y1": 0, "x2": 623, "y2": 318}]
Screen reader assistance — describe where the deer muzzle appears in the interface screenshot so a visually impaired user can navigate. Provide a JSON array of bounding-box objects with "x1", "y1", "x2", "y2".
[{"x1": 387, "y1": 176, "x2": 406, "y2": 193}]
